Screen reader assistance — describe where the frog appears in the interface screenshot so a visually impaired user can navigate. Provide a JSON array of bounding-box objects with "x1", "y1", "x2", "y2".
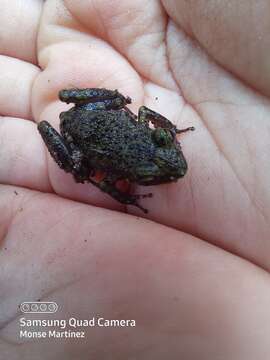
[{"x1": 37, "y1": 88, "x2": 194, "y2": 213}]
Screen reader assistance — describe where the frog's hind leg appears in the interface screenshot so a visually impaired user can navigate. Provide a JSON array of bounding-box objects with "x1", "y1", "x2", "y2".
[
  {"x1": 87, "y1": 175, "x2": 150, "y2": 213},
  {"x1": 59, "y1": 88, "x2": 132, "y2": 110},
  {"x1": 38, "y1": 121, "x2": 92, "y2": 183},
  {"x1": 138, "y1": 106, "x2": 195, "y2": 133},
  {"x1": 38, "y1": 121, "x2": 74, "y2": 172}
]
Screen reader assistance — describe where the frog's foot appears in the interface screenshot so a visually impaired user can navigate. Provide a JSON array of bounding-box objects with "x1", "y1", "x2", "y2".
[
  {"x1": 175, "y1": 126, "x2": 195, "y2": 134},
  {"x1": 133, "y1": 193, "x2": 153, "y2": 199},
  {"x1": 138, "y1": 106, "x2": 195, "y2": 134},
  {"x1": 132, "y1": 202, "x2": 149, "y2": 214},
  {"x1": 138, "y1": 106, "x2": 175, "y2": 129},
  {"x1": 59, "y1": 88, "x2": 131, "y2": 111}
]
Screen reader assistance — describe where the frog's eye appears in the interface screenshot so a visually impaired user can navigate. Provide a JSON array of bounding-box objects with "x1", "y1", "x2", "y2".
[{"x1": 152, "y1": 128, "x2": 174, "y2": 146}]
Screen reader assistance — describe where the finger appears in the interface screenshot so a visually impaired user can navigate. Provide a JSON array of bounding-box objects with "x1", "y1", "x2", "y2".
[
  {"x1": 0, "y1": 56, "x2": 40, "y2": 119},
  {"x1": 64, "y1": 0, "x2": 175, "y2": 89},
  {"x1": 36, "y1": 1, "x2": 144, "y2": 113},
  {"x1": 163, "y1": 0, "x2": 270, "y2": 97},
  {"x1": 0, "y1": 0, "x2": 43, "y2": 64},
  {"x1": 33, "y1": 41, "x2": 142, "y2": 119},
  {"x1": 0, "y1": 117, "x2": 50, "y2": 191},
  {"x1": 1, "y1": 185, "x2": 270, "y2": 358}
]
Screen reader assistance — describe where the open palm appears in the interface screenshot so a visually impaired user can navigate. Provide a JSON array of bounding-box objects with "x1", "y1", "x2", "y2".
[{"x1": 1, "y1": 0, "x2": 270, "y2": 358}]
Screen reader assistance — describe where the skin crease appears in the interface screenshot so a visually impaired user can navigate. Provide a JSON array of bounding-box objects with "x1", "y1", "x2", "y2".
[{"x1": 0, "y1": 0, "x2": 270, "y2": 358}]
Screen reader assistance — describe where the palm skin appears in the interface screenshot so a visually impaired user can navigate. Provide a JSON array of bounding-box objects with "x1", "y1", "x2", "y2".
[{"x1": 0, "y1": 0, "x2": 270, "y2": 359}]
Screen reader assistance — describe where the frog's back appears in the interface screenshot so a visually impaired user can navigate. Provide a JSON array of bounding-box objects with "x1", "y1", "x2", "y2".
[
  {"x1": 60, "y1": 108, "x2": 155, "y2": 174},
  {"x1": 61, "y1": 108, "x2": 140, "y2": 146}
]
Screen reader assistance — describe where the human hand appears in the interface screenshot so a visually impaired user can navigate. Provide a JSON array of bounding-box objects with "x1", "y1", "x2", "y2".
[{"x1": 0, "y1": 0, "x2": 270, "y2": 358}]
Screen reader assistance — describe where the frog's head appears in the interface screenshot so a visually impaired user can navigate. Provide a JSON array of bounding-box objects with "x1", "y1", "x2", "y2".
[{"x1": 135, "y1": 128, "x2": 188, "y2": 185}]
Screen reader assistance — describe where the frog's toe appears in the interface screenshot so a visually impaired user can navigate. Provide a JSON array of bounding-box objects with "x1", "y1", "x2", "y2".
[
  {"x1": 133, "y1": 202, "x2": 148, "y2": 214},
  {"x1": 130, "y1": 194, "x2": 152, "y2": 213},
  {"x1": 133, "y1": 193, "x2": 153, "y2": 199}
]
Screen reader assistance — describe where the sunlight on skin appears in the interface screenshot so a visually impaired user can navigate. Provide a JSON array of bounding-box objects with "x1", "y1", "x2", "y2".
[{"x1": 0, "y1": 0, "x2": 270, "y2": 358}]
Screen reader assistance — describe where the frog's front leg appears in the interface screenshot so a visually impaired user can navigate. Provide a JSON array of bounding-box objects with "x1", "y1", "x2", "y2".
[
  {"x1": 59, "y1": 88, "x2": 132, "y2": 111},
  {"x1": 88, "y1": 175, "x2": 151, "y2": 213},
  {"x1": 138, "y1": 106, "x2": 195, "y2": 133},
  {"x1": 38, "y1": 121, "x2": 92, "y2": 183}
]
